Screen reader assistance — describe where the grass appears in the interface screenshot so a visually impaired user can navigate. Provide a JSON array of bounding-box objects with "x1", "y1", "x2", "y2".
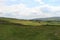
[
  {"x1": 0, "y1": 18, "x2": 41, "y2": 26},
  {"x1": 0, "y1": 18, "x2": 60, "y2": 40}
]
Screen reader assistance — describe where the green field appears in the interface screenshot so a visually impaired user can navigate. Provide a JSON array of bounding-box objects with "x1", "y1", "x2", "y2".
[{"x1": 0, "y1": 18, "x2": 60, "y2": 40}]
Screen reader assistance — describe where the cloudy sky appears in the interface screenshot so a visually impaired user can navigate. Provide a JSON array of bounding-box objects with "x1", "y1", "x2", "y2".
[{"x1": 0, "y1": 0, "x2": 60, "y2": 19}]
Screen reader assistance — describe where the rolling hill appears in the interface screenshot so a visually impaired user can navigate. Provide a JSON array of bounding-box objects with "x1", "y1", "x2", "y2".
[
  {"x1": 0, "y1": 17, "x2": 60, "y2": 40},
  {"x1": 32, "y1": 17, "x2": 60, "y2": 21}
]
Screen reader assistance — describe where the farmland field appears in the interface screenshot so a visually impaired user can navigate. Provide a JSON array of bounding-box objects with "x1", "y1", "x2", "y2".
[{"x1": 0, "y1": 18, "x2": 60, "y2": 40}]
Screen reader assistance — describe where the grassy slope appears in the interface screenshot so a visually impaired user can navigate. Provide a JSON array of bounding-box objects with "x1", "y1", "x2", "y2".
[
  {"x1": 0, "y1": 17, "x2": 60, "y2": 40},
  {"x1": 0, "y1": 17, "x2": 41, "y2": 26}
]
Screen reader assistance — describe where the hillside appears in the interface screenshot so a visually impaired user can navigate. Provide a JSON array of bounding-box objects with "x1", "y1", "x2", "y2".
[
  {"x1": 0, "y1": 17, "x2": 60, "y2": 40},
  {"x1": 32, "y1": 17, "x2": 60, "y2": 21},
  {"x1": 0, "y1": 17, "x2": 41, "y2": 26}
]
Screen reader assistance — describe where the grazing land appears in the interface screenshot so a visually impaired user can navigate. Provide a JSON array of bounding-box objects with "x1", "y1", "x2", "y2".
[{"x1": 0, "y1": 17, "x2": 60, "y2": 40}]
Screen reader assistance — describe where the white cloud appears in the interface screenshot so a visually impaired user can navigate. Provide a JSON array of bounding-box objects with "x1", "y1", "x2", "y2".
[
  {"x1": 0, "y1": 0, "x2": 6, "y2": 5},
  {"x1": 35, "y1": 0, "x2": 42, "y2": 2},
  {"x1": 35, "y1": 0, "x2": 45, "y2": 5},
  {"x1": 0, "y1": 0, "x2": 60, "y2": 19}
]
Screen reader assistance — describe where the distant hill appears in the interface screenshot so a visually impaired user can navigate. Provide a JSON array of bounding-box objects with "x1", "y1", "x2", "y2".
[{"x1": 32, "y1": 17, "x2": 60, "y2": 21}]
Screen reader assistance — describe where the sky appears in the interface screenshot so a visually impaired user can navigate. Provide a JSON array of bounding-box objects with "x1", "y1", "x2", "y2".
[{"x1": 0, "y1": 0, "x2": 60, "y2": 19}]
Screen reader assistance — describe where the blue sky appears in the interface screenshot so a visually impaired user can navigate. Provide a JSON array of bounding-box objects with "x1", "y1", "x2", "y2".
[
  {"x1": 5, "y1": 0, "x2": 40, "y2": 7},
  {"x1": 0, "y1": 0, "x2": 60, "y2": 19},
  {"x1": 43, "y1": 0, "x2": 60, "y2": 6}
]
